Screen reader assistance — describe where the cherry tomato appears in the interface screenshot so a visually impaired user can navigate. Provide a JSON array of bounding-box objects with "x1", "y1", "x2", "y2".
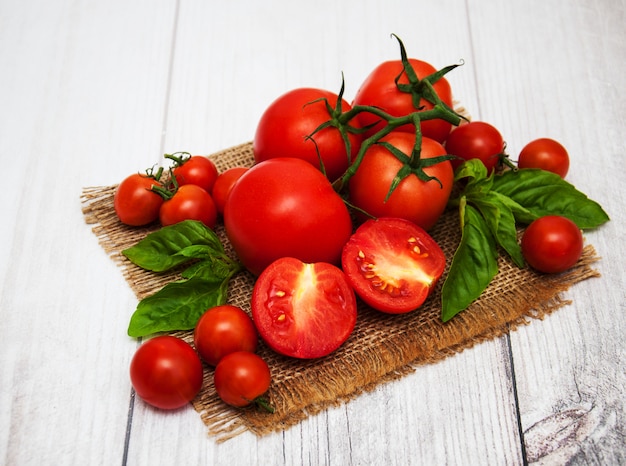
[
  {"x1": 211, "y1": 167, "x2": 248, "y2": 215},
  {"x1": 342, "y1": 217, "x2": 446, "y2": 314},
  {"x1": 213, "y1": 351, "x2": 271, "y2": 408},
  {"x1": 159, "y1": 184, "x2": 217, "y2": 229},
  {"x1": 251, "y1": 257, "x2": 357, "y2": 359},
  {"x1": 518, "y1": 138, "x2": 570, "y2": 178},
  {"x1": 348, "y1": 132, "x2": 454, "y2": 231},
  {"x1": 253, "y1": 88, "x2": 362, "y2": 182},
  {"x1": 129, "y1": 335, "x2": 203, "y2": 410},
  {"x1": 172, "y1": 155, "x2": 219, "y2": 193},
  {"x1": 114, "y1": 173, "x2": 164, "y2": 226},
  {"x1": 521, "y1": 215, "x2": 583, "y2": 273},
  {"x1": 352, "y1": 59, "x2": 454, "y2": 143},
  {"x1": 193, "y1": 305, "x2": 258, "y2": 367},
  {"x1": 445, "y1": 121, "x2": 505, "y2": 172},
  {"x1": 224, "y1": 158, "x2": 353, "y2": 276}
]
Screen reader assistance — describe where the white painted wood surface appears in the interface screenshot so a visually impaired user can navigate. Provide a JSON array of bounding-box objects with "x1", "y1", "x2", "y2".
[{"x1": 1, "y1": 0, "x2": 623, "y2": 464}]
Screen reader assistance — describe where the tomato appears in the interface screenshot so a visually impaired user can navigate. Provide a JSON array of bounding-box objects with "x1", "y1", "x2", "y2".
[
  {"x1": 348, "y1": 132, "x2": 454, "y2": 231},
  {"x1": 159, "y1": 184, "x2": 217, "y2": 229},
  {"x1": 444, "y1": 121, "x2": 505, "y2": 172},
  {"x1": 224, "y1": 158, "x2": 353, "y2": 276},
  {"x1": 253, "y1": 88, "x2": 362, "y2": 182},
  {"x1": 213, "y1": 351, "x2": 271, "y2": 408},
  {"x1": 521, "y1": 215, "x2": 583, "y2": 273},
  {"x1": 211, "y1": 167, "x2": 248, "y2": 215},
  {"x1": 129, "y1": 335, "x2": 203, "y2": 410},
  {"x1": 352, "y1": 59, "x2": 454, "y2": 143},
  {"x1": 171, "y1": 155, "x2": 219, "y2": 193},
  {"x1": 251, "y1": 257, "x2": 357, "y2": 359},
  {"x1": 518, "y1": 138, "x2": 570, "y2": 178},
  {"x1": 342, "y1": 217, "x2": 446, "y2": 314},
  {"x1": 193, "y1": 305, "x2": 258, "y2": 367},
  {"x1": 114, "y1": 173, "x2": 164, "y2": 226}
]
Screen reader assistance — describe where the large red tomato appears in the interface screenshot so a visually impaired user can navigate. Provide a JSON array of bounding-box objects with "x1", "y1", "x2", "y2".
[
  {"x1": 352, "y1": 59, "x2": 454, "y2": 143},
  {"x1": 224, "y1": 158, "x2": 353, "y2": 276},
  {"x1": 348, "y1": 132, "x2": 454, "y2": 230},
  {"x1": 253, "y1": 88, "x2": 362, "y2": 182}
]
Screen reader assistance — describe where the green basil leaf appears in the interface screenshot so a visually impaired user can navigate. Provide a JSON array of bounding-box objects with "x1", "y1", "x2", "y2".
[
  {"x1": 441, "y1": 202, "x2": 499, "y2": 322},
  {"x1": 491, "y1": 169, "x2": 610, "y2": 229},
  {"x1": 181, "y1": 255, "x2": 242, "y2": 280}
]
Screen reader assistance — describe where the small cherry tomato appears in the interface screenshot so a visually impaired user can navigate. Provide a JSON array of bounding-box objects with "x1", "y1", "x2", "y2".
[
  {"x1": 129, "y1": 335, "x2": 203, "y2": 410},
  {"x1": 213, "y1": 351, "x2": 272, "y2": 408},
  {"x1": 445, "y1": 121, "x2": 505, "y2": 172},
  {"x1": 114, "y1": 173, "x2": 164, "y2": 226},
  {"x1": 193, "y1": 305, "x2": 258, "y2": 366},
  {"x1": 518, "y1": 138, "x2": 570, "y2": 178},
  {"x1": 171, "y1": 155, "x2": 219, "y2": 193},
  {"x1": 211, "y1": 167, "x2": 248, "y2": 215},
  {"x1": 521, "y1": 215, "x2": 583, "y2": 273},
  {"x1": 159, "y1": 184, "x2": 217, "y2": 229}
]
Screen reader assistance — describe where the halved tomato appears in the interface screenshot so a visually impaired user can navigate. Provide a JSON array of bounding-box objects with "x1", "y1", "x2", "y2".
[
  {"x1": 251, "y1": 257, "x2": 357, "y2": 359},
  {"x1": 341, "y1": 218, "x2": 446, "y2": 314}
]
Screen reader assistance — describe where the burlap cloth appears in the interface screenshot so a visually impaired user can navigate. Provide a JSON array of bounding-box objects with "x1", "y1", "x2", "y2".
[{"x1": 81, "y1": 141, "x2": 601, "y2": 442}]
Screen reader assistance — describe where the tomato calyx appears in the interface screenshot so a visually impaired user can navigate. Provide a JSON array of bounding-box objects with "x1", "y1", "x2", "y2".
[{"x1": 164, "y1": 151, "x2": 192, "y2": 167}]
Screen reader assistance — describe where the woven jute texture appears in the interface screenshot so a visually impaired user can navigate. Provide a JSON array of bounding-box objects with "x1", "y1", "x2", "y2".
[{"x1": 81, "y1": 141, "x2": 601, "y2": 442}]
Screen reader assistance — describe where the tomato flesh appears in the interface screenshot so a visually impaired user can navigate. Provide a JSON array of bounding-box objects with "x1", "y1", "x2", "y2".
[
  {"x1": 342, "y1": 218, "x2": 446, "y2": 314},
  {"x1": 251, "y1": 257, "x2": 357, "y2": 359}
]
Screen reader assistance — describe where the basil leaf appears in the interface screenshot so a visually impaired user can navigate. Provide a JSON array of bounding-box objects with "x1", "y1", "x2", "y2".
[
  {"x1": 122, "y1": 220, "x2": 225, "y2": 272},
  {"x1": 441, "y1": 202, "x2": 499, "y2": 322},
  {"x1": 181, "y1": 255, "x2": 242, "y2": 280},
  {"x1": 491, "y1": 169, "x2": 610, "y2": 229}
]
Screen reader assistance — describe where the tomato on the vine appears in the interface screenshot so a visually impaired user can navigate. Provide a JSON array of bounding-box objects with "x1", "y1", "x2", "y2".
[
  {"x1": 224, "y1": 158, "x2": 353, "y2": 276},
  {"x1": 251, "y1": 257, "x2": 357, "y2": 359},
  {"x1": 114, "y1": 173, "x2": 164, "y2": 226},
  {"x1": 348, "y1": 132, "x2": 454, "y2": 231},
  {"x1": 445, "y1": 121, "x2": 505, "y2": 172},
  {"x1": 129, "y1": 335, "x2": 203, "y2": 410},
  {"x1": 253, "y1": 88, "x2": 362, "y2": 182},
  {"x1": 159, "y1": 184, "x2": 217, "y2": 229},
  {"x1": 341, "y1": 217, "x2": 446, "y2": 314},
  {"x1": 170, "y1": 154, "x2": 219, "y2": 193},
  {"x1": 213, "y1": 351, "x2": 272, "y2": 408},
  {"x1": 518, "y1": 138, "x2": 570, "y2": 178},
  {"x1": 211, "y1": 167, "x2": 248, "y2": 215},
  {"x1": 521, "y1": 215, "x2": 583, "y2": 273}
]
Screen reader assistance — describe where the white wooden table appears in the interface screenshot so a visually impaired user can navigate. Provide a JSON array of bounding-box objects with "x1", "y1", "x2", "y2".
[{"x1": 1, "y1": 1, "x2": 624, "y2": 464}]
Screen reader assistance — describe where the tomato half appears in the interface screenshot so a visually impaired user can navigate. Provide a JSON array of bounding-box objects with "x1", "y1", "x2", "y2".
[
  {"x1": 224, "y1": 158, "x2": 353, "y2": 276},
  {"x1": 348, "y1": 132, "x2": 454, "y2": 231},
  {"x1": 129, "y1": 335, "x2": 203, "y2": 410},
  {"x1": 172, "y1": 155, "x2": 219, "y2": 193},
  {"x1": 159, "y1": 184, "x2": 217, "y2": 229},
  {"x1": 251, "y1": 257, "x2": 357, "y2": 359},
  {"x1": 521, "y1": 215, "x2": 583, "y2": 273},
  {"x1": 213, "y1": 351, "x2": 272, "y2": 408},
  {"x1": 444, "y1": 121, "x2": 505, "y2": 172},
  {"x1": 253, "y1": 88, "x2": 362, "y2": 182},
  {"x1": 341, "y1": 217, "x2": 446, "y2": 314},
  {"x1": 114, "y1": 173, "x2": 164, "y2": 226},
  {"x1": 518, "y1": 138, "x2": 570, "y2": 178}
]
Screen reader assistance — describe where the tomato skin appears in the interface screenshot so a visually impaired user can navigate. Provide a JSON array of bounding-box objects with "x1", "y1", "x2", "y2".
[
  {"x1": 518, "y1": 138, "x2": 570, "y2": 178},
  {"x1": 445, "y1": 121, "x2": 505, "y2": 172},
  {"x1": 159, "y1": 184, "x2": 217, "y2": 229},
  {"x1": 172, "y1": 156, "x2": 219, "y2": 193},
  {"x1": 352, "y1": 59, "x2": 453, "y2": 143},
  {"x1": 114, "y1": 174, "x2": 164, "y2": 226},
  {"x1": 224, "y1": 158, "x2": 353, "y2": 276},
  {"x1": 213, "y1": 351, "x2": 271, "y2": 408},
  {"x1": 211, "y1": 167, "x2": 248, "y2": 215},
  {"x1": 253, "y1": 88, "x2": 362, "y2": 182},
  {"x1": 129, "y1": 336, "x2": 203, "y2": 410},
  {"x1": 193, "y1": 305, "x2": 258, "y2": 367},
  {"x1": 348, "y1": 132, "x2": 454, "y2": 231},
  {"x1": 342, "y1": 217, "x2": 446, "y2": 314},
  {"x1": 521, "y1": 215, "x2": 583, "y2": 273},
  {"x1": 251, "y1": 257, "x2": 357, "y2": 359}
]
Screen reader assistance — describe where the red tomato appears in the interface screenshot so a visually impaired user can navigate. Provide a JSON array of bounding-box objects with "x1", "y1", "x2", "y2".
[
  {"x1": 342, "y1": 217, "x2": 446, "y2": 314},
  {"x1": 211, "y1": 167, "x2": 248, "y2": 215},
  {"x1": 224, "y1": 158, "x2": 353, "y2": 276},
  {"x1": 348, "y1": 132, "x2": 454, "y2": 230},
  {"x1": 172, "y1": 155, "x2": 219, "y2": 193},
  {"x1": 251, "y1": 257, "x2": 357, "y2": 359},
  {"x1": 253, "y1": 88, "x2": 362, "y2": 182},
  {"x1": 159, "y1": 184, "x2": 217, "y2": 229},
  {"x1": 518, "y1": 138, "x2": 570, "y2": 178},
  {"x1": 445, "y1": 121, "x2": 505, "y2": 172},
  {"x1": 114, "y1": 173, "x2": 164, "y2": 226},
  {"x1": 352, "y1": 59, "x2": 454, "y2": 143},
  {"x1": 521, "y1": 215, "x2": 583, "y2": 273},
  {"x1": 213, "y1": 351, "x2": 271, "y2": 408},
  {"x1": 193, "y1": 305, "x2": 258, "y2": 367},
  {"x1": 129, "y1": 335, "x2": 203, "y2": 410}
]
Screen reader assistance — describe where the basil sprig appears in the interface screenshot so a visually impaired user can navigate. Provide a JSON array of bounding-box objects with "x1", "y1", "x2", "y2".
[
  {"x1": 122, "y1": 220, "x2": 243, "y2": 337},
  {"x1": 441, "y1": 160, "x2": 610, "y2": 322}
]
